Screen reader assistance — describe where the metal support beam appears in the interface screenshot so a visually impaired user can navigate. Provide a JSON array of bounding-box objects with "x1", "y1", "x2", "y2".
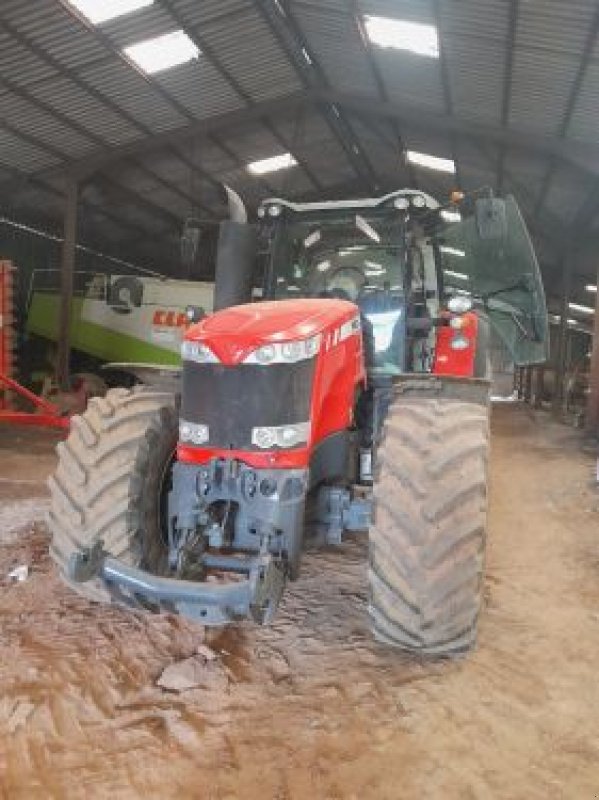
[
  {"x1": 497, "y1": 0, "x2": 520, "y2": 194},
  {"x1": 38, "y1": 93, "x2": 311, "y2": 180},
  {"x1": 317, "y1": 90, "x2": 599, "y2": 177},
  {"x1": 432, "y1": 0, "x2": 461, "y2": 188},
  {"x1": 553, "y1": 255, "x2": 573, "y2": 416},
  {"x1": 514, "y1": 366, "x2": 524, "y2": 399},
  {"x1": 156, "y1": 0, "x2": 320, "y2": 194},
  {"x1": 57, "y1": 177, "x2": 78, "y2": 389},
  {"x1": 533, "y1": 366, "x2": 545, "y2": 409},
  {"x1": 348, "y1": 2, "x2": 414, "y2": 187},
  {"x1": 253, "y1": 0, "x2": 378, "y2": 190},
  {"x1": 524, "y1": 366, "x2": 533, "y2": 404},
  {"x1": 586, "y1": 268, "x2": 599, "y2": 434},
  {"x1": 31, "y1": 88, "x2": 599, "y2": 187},
  {"x1": 533, "y1": 6, "x2": 599, "y2": 228}
]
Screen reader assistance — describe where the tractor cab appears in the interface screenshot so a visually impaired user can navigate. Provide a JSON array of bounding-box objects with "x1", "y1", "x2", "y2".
[{"x1": 257, "y1": 189, "x2": 549, "y2": 374}]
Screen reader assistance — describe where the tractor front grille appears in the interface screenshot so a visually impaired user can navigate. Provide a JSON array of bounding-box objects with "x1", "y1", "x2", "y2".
[{"x1": 181, "y1": 360, "x2": 315, "y2": 450}]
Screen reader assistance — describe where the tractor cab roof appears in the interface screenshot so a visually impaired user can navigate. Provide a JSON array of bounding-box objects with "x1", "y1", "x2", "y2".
[{"x1": 258, "y1": 189, "x2": 440, "y2": 216}]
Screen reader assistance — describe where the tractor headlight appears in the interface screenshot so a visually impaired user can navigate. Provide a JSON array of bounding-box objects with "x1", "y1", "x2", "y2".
[
  {"x1": 450, "y1": 334, "x2": 470, "y2": 351},
  {"x1": 252, "y1": 427, "x2": 278, "y2": 449},
  {"x1": 393, "y1": 196, "x2": 409, "y2": 211},
  {"x1": 251, "y1": 422, "x2": 310, "y2": 449},
  {"x1": 279, "y1": 425, "x2": 305, "y2": 446},
  {"x1": 447, "y1": 295, "x2": 473, "y2": 315},
  {"x1": 179, "y1": 420, "x2": 209, "y2": 445},
  {"x1": 243, "y1": 335, "x2": 321, "y2": 364},
  {"x1": 255, "y1": 344, "x2": 277, "y2": 364},
  {"x1": 281, "y1": 341, "x2": 302, "y2": 361},
  {"x1": 304, "y1": 335, "x2": 321, "y2": 357},
  {"x1": 181, "y1": 340, "x2": 219, "y2": 363}
]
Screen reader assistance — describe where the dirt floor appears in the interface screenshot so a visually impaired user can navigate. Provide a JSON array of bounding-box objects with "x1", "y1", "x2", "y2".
[{"x1": 0, "y1": 405, "x2": 598, "y2": 800}]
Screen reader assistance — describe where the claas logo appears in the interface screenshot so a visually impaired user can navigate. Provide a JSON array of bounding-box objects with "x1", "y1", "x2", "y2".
[{"x1": 152, "y1": 310, "x2": 189, "y2": 328}]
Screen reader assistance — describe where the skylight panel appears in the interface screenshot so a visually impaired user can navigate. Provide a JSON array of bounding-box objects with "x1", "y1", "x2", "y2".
[
  {"x1": 247, "y1": 153, "x2": 297, "y2": 175},
  {"x1": 568, "y1": 302, "x2": 594, "y2": 315},
  {"x1": 407, "y1": 150, "x2": 456, "y2": 174},
  {"x1": 124, "y1": 31, "x2": 199, "y2": 75},
  {"x1": 444, "y1": 269, "x2": 468, "y2": 281},
  {"x1": 364, "y1": 16, "x2": 439, "y2": 58},
  {"x1": 67, "y1": 0, "x2": 153, "y2": 25},
  {"x1": 440, "y1": 246, "x2": 466, "y2": 258}
]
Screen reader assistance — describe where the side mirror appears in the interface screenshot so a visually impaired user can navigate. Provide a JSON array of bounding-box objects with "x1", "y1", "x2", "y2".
[
  {"x1": 185, "y1": 305, "x2": 205, "y2": 324},
  {"x1": 475, "y1": 197, "x2": 507, "y2": 241},
  {"x1": 180, "y1": 217, "x2": 202, "y2": 268}
]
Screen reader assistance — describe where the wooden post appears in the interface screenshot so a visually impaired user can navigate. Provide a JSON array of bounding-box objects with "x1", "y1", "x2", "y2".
[
  {"x1": 515, "y1": 367, "x2": 524, "y2": 399},
  {"x1": 524, "y1": 366, "x2": 533, "y2": 404},
  {"x1": 553, "y1": 255, "x2": 572, "y2": 416},
  {"x1": 533, "y1": 366, "x2": 545, "y2": 408},
  {"x1": 586, "y1": 274, "x2": 599, "y2": 435},
  {"x1": 56, "y1": 177, "x2": 78, "y2": 390}
]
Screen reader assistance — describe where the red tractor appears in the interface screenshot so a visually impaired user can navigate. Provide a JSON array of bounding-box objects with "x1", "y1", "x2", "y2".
[{"x1": 48, "y1": 189, "x2": 548, "y2": 657}]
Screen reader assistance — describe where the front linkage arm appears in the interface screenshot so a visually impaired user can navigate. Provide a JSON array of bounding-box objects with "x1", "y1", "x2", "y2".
[{"x1": 68, "y1": 540, "x2": 286, "y2": 625}]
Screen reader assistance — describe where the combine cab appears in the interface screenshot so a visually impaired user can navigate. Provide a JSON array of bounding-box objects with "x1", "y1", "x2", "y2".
[{"x1": 47, "y1": 189, "x2": 548, "y2": 656}]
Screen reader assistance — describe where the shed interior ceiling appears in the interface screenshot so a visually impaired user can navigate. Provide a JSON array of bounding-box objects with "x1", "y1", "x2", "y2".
[{"x1": 1, "y1": 0, "x2": 599, "y2": 309}]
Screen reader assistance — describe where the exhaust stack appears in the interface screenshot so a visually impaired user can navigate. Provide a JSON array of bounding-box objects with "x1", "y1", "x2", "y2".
[{"x1": 213, "y1": 186, "x2": 256, "y2": 311}]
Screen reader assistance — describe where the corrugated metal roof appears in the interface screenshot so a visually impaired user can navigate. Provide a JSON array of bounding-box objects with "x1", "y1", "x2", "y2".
[
  {"x1": 172, "y1": 0, "x2": 248, "y2": 28},
  {"x1": 155, "y1": 59, "x2": 243, "y2": 120},
  {"x1": 0, "y1": 29, "x2": 61, "y2": 86},
  {"x1": 439, "y1": 0, "x2": 507, "y2": 41},
  {"x1": 25, "y1": 76, "x2": 142, "y2": 145},
  {"x1": 78, "y1": 59, "x2": 188, "y2": 132},
  {"x1": 199, "y1": 7, "x2": 304, "y2": 102},
  {"x1": 292, "y1": 5, "x2": 380, "y2": 96},
  {"x1": 0, "y1": 125, "x2": 60, "y2": 172},
  {"x1": 3, "y1": 0, "x2": 109, "y2": 69},
  {"x1": 1, "y1": 89, "x2": 96, "y2": 158},
  {"x1": 517, "y1": 0, "x2": 596, "y2": 55},
  {"x1": 568, "y1": 63, "x2": 599, "y2": 143},
  {"x1": 0, "y1": 0, "x2": 598, "y2": 279},
  {"x1": 509, "y1": 47, "x2": 580, "y2": 136},
  {"x1": 444, "y1": 36, "x2": 505, "y2": 124},
  {"x1": 100, "y1": 3, "x2": 177, "y2": 47},
  {"x1": 374, "y1": 51, "x2": 445, "y2": 111}
]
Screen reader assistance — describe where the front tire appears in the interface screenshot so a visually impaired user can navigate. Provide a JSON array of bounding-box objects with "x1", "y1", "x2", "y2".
[
  {"x1": 47, "y1": 386, "x2": 177, "y2": 603},
  {"x1": 369, "y1": 397, "x2": 489, "y2": 656}
]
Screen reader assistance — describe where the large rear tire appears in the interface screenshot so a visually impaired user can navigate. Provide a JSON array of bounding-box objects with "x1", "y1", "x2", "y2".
[
  {"x1": 369, "y1": 397, "x2": 489, "y2": 656},
  {"x1": 47, "y1": 386, "x2": 177, "y2": 603}
]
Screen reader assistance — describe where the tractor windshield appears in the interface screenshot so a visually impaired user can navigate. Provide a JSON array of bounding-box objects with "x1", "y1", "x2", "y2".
[
  {"x1": 438, "y1": 195, "x2": 549, "y2": 365},
  {"x1": 265, "y1": 207, "x2": 406, "y2": 373},
  {"x1": 262, "y1": 193, "x2": 548, "y2": 372}
]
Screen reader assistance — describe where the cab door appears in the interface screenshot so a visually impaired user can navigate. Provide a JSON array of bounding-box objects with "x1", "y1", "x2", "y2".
[{"x1": 440, "y1": 195, "x2": 549, "y2": 366}]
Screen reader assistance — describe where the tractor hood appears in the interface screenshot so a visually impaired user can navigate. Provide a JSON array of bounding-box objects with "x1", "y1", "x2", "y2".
[{"x1": 185, "y1": 298, "x2": 357, "y2": 365}]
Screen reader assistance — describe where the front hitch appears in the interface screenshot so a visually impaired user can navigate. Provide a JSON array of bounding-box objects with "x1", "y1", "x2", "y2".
[{"x1": 67, "y1": 541, "x2": 287, "y2": 626}]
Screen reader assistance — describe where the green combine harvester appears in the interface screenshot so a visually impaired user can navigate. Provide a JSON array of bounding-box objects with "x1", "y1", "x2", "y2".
[{"x1": 26, "y1": 269, "x2": 214, "y2": 370}]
